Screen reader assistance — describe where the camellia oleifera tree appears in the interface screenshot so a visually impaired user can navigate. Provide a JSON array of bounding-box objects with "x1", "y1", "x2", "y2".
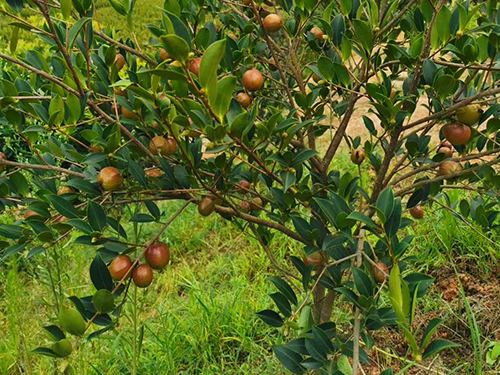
[{"x1": 1, "y1": 0, "x2": 500, "y2": 373}]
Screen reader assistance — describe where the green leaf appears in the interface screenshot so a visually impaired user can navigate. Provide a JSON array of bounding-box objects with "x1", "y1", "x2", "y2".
[
  {"x1": 346, "y1": 211, "x2": 378, "y2": 230},
  {"x1": 6, "y1": 0, "x2": 24, "y2": 12},
  {"x1": 1, "y1": 243, "x2": 25, "y2": 261},
  {"x1": 200, "y1": 39, "x2": 227, "y2": 103},
  {"x1": 129, "y1": 214, "x2": 155, "y2": 223},
  {"x1": 161, "y1": 35, "x2": 189, "y2": 64},
  {"x1": 314, "y1": 198, "x2": 338, "y2": 228},
  {"x1": 128, "y1": 160, "x2": 148, "y2": 188},
  {"x1": 317, "y1": 57, "x2": 334, "y2": 81},
  {"x1": 90, "y1": 253, "x2": 113, "y2": 291},
  {"x1": 280, "y1": 171, "x2": 296, "y2": 192},
  {"x1": 68, "y1": 17, "x2": 91, "y2": 49},
  {"x1": 66, "y1": 93, "x2": 81, "y2": 124},
  {"x1": 353, "y1": 268, "x2": 373, "y2": 298},
  {"x1": 60, "y1": 0, "x2": 72, "y2": 19},
  {"x1": 353, "y1": 20, "x2": 373, "y2": 52},
  {"x1": 376, "y1": 187, "x2": 394, "y2": 223},
  {"x1": 145, "y1": 201, "x2": 161, "y2": 219},
  {"x1": 434, "y1": 74, "x2": 458, "y2": 99},
  {"x1": 436, "y1": 6, "x2": 452, "y2": 43},
  {"x1": 10, "y1": 26, "x2": 19, "y2": 54},
  {"x1": 339, "y1": 0, "x2": 352, "y2": 14},
  {"x1": 139, "y1": 69, "x2": 187, "y2": 82},
  {"x1": 212, "y1": 76, "x2": 236, "y2": 119},
  {"x1": 88, "y1": 201, "x2": 107, "y2": 232},
  {"x1": 420, "y1": 318, "x2": 444, "y2": 350},
  {"x1": 66, "y1": 179, "x2": 100, "y2": 195},
  {"x1": 273, "y1": 345, "x2": 305, "y2": 374},
  {"x1": 270, "y1": 292, "x2": 292, "y2": 317},
  {"x1": 422, "y1": 339, "x2": 459, "y2": 360},
  {"x1": 48, "y1": 95, "x2": 65, "y2": 126},
  {"x1": 384, "y1": 197, "x2": 402, "y2": 238},
  {"x1": 268, "y1": 276, "x2": 297, "y2": 305},
  {"x1": 256, "y1": 310, "x2": 283, "y2": 327},
  {"x1": 31, "y1": 347, "x2": 59, "y2": 358},
  {"x1": 66, "y1": 219, "x2": 93, "y2": 234},
  {"x1": 47, "y1": 195, "x2": 79, "y2": 219},
  {"x1": 9, "y1": 172, "x2": 29, "y2": 196},
  {"x1": 108, "y1": 0, "x2": 127, "y2": 16},
  {"x1": 43, "y1": 325, "x2": 66, "y2": 341}
]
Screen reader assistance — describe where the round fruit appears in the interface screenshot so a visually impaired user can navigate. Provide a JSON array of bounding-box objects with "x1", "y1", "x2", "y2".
[
  {"x1": 438, "y1": 161, "x2": 462, "y2": 177},
  {"x1": 263, "y1": 14, "x2": 283, "y2": 33},
  {"x1": 51, "y1": 339, "x2": 72, "y2": 357},
  {"x1": 92, "y1": 289, "x2": 114, "y2": 314},
  {"x1": 437, "y1": 147, "x2": 453, "y2": 158},
  {"x1": 351, "y1": 149, "x2": 366, "y2": 165},
  {"x1": 145, "y1": 242, "x2": 170, "y2": 270},
  {"x1": 149, "y1": 136, "x2": 176, "y2": 156},
  {"x1": 310, "y1": 26, "x2": 324, "y2": 40},
  {"x1": 409, "y1": 205, "x2": 424, "y2": 219},
  {"x1": 251, "y1": 197, "x2": 263, "y2": 211},
  {"x1": 242, "y1": 69, "x2": 264, "y2": 91},
  {"x1": 24, "y1": 210, "x2": 41, "y2": 219},
  {"x1": 441, "y1": 140, "x2": 453, "y2": 149},
  {"x1": 198, "y1": 197, "x2": 216, "y2": 217},
  {"x1": 109, "y1": 255, "x2": 133, "y2": 280},
  {"x1": 57, "y1": 186, "x2": 73, "y2": 195},
  {"x1": 121, "y1": 106, "x2": 139, "y2": 120},
  {"x1": 58, "y1": 307, "x2": 86, "y2": 336},
  {"x1": 0, "y1": 152, "x2": 7, "y2": 172},
  {"x1": 98, "y1": 166, "x2": 123, "y2": 191},
  {"x1": 158, "y1": 93, "x2": 170, "y2": 110},
  {"x1": 236, "y1": 92, "x2": 251, "y2": 108},
  {"x1": 238, "y1": 180, "x2": 251, "y2": 189},
  {"x1": 115, "y1": 53, "x2": 125, "y2": 71},
  {"x1": 145, "y1": 168, "x2": 163, "y2": 178},
  {"x1": 238, "y1": 201, "x2": 251, "y2": 212},
  {"x1": 159, "y1": 48, "x2": 171, "y2": 61},
  {"x1": 189, "y1": 57, "x2": 202, "y2": 76},
  {"x1": 372, "y1": 262, "x2": 389, "y2": 283},
  {"x1": 133, "y1": 264, "x2": 153, "y2": 288},
  {"x1": 443, "y1": 123, "x2": 471, "y2": 146},
  {"x1": 456, "y1": 104, "x2": 482, "y2": 125},
  {"x1": 303, "y1": 252, "x2": 323, "y2": 269}
]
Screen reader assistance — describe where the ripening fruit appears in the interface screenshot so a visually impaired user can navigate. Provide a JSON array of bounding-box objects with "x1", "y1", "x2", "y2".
[
  {"x1": 58, "y1": 307, "x2": 86, "y2": 336},
  {"x1": 109, "y1": 255, "x2": 133, "y2": 280},
  {"x1": 456, "y1": 104, "x2": 482, "y2": 125},
  {"x1": 57, "y1": 186, "x2": 73, "y2": 195},
  {"x1": 115, "y1": 53, "x2": 125, "y2": 71},
  {"x1": 437, "y1": 147, "x2": 453, "y2": 158},
  {"x1": 51, "y1": 338, "x2": 73, "y2": 357},
  {"x1": 133, "y1": 264, "x2": 153, "y2": 288},
  {"x1": 242, "y1": 69, "x2": 264, "y2": 91},
  {"x1": 236, "y1": 92, "x2": 251, "y2": 108},
  {"x1": 121, "y1": 106, "x2": 139, "y2": 120},
  {"x1": 159, "y1": 48, "x2": 171, "y2": 61},
  {"x1": 145, "y1": 242, "x2": 170, "y2": 270},
  {"x1": 189, "y1": 57, "x2": 202, "y2": 76},
  {"x1": 438, "y1": 161, "x2": 462, "y2": 176},
  {"x1": 251, "y1": 197, "x2": 263, "y2": 211},
  {"x1": 351, "y1": 149, "x2": 366, "y2": 165},
  {"x1": 372, "y1": 262, "x2": 389, "y2": 283},
  {"x1": 441, "y1": 140, "x2": 453, "y2": 149},
  {"x1": 238, "y1": 201, "x2": 252, "y2": 212},
  {"x1": 0, "y1": 152, "x2": 7, "y2": 172},
  {"x1": 443, "y1": 123, "x2": 471, "y2": 146},
  {"x1": 98, "y1": 166, "x2": 123, "y2": 191},
  {"x1": 303, "y1": 252, "x2": 323, "y2": 270},
  {"x1": 145, "y1": 168, "x2": 163, "y2": 178},
  {"x1": 149, "y1": 136, "x2": 177, "y2": 156},
  {"x1": 310, "y1": 26, "x2": 324, "y2": 40},
  {"x1": 238, "y1": 180, "x2": 251, "y2": 189},
  {"x1": 24, "y1": 209, "x2": 41, "y2": 219},
  {"x1": 198, "y1": 197, "x2": 216, "y2": 217},
  {"x1": 263, "y1": 14, "x2": 283, "y2": 32},
  {"x1": 157, "y1": 93, "x2": 171, "y2": 110},
  {"x1": 409, "y1": 205, "x2": 424, "y2": 219}
]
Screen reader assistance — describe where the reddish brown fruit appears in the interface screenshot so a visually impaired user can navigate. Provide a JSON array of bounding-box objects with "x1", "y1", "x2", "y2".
[
  {"x1": 0, "y1": 152, "x2": 7, "y2": 172},
  {"x1": 372, "y1": 262, "x2": 389, "y2": 283},
  {"x1": 115, "y1": 53, "x2": 125, "y2": 71},
  {"x1": 438, "y1": 161, "x2": 462, "y2": 177},
  {"x1": 145, "y1": 168, "x2": 163, "y2": 178},
  {"x1": 24, "y1": 210, "x2": 41, "y2": 219},
  {"x1": 409, "y1": 205, "x2": 424, "y2": 219},
  {"x1": 145, "y1": 242, "x2": 170, "y2": 270},
  {"x1": 198, "y1": 197, "x2": 216, "y2": 217},
  {"x1": 109, "y1": 255, "x2": 133, "y2": 281},
  {"x1": 236, "y1": 92, "x2": 251, "y2": 108},
  {"x1": 442, "y1": 123, "x2": 471, "y2": 146},
  {"x1": 238, "y1": 201, "x2": 251, "y2": 212},
  {"x1": 303, "y1": 252, "x2": 324, "y2": 270},
  {"x1": 251, "y1": 197, "x2": 263, "y2": 211},
  {"x1": 242, "y1": 69, "x2": 264, "y2": 91},
  {"x1": 159, "y1": 48, "x2": 171, "y2": 61},
  {"x1": 149, "y1": 136, "x2": 176, "y2": 156},
  {"x1": 441, "y1": 140, "x2": 453, "y2": 149},
  {"x1": 57, "y1": 186, "x2": 73, "y2": 195},
  {"x1": 437, "y1": 147, "x2": 453, "y2": 158},
  {"x1": 351, "y1": 149, "x2": 366, "y2": 165},
  {"x1": 133, "y1": 264, "x2": 153, "y2": 288},
  {"x1": 310, "y1": 26, "x2": 324, "y2": 40},
  {"x1": 121, "y1": 106, "x2": 140, "y2": 120},
  {"x1": 98, "y1": 166, "x2": 123, "y2": 191},
  {"x1": 238, "y1": 180, "x2": 251, "y2": 189},
  {"x1": 189, "y1": 57, "x2": 202, "y2": 76},
  {"x1": 263, "y1": 14, "x2": 283, "y2": 33}
]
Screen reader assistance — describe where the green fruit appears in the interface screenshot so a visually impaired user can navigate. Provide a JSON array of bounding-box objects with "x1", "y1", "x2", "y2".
[
  {"x1": 51, "y1": 338, "x2": 73, "y2": 357},
  {"x1": 456, "y1": 104, "x2": 482, "y2": 125},
  {"x1": 58, "y1": 307, "x2": 86, "y2": 336},
  {"x1": 92, "y1": 289, "x2": 115, "y2": 314}
]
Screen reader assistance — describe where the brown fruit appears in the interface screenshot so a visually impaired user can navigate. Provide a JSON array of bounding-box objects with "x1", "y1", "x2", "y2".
[
  {"x1": 303, "y1": 252, "x2": 324, "y2": 269},
  {"x1": 438, "y1": 161, "x2": 462, "y2": 177},
  {"x1": 159, "y1": 48, "x2": 171, "y2": 61},
  {"x1": 263, "y1": 14, "x2": 283, "y2": 33},
  {"x1": 372, "y1": 262, "x2": 389, "y2": 283},
  {"x1": 149, "y1": 136, "x2": 176, "y2": 156},
  {"x1": 98, "y1": 166, "x2": 123, "y2": 191},
  {"x1": 443, "y1": 123, "x2": 471, "y2": 146},
  {"x1": 238, "y1": 201, "x2": 251, "y2": 212},
  {"x1": 56, "y1": 215, "x2": 69, "y2": 224},
  {"x1": 57, "y1": 186, "x2": 73, "y2": 195},
  {"x1": 115, "y1": 53, "x2": 125, "y2": 71},
  {"x1": 351, "y1": 149, "x2": 366, "y2": 165},
  {"x1": 251, "y1": 197, "x2": 263, "y2": 211},
  {"x1": 242, "y1": 69, "x2": 264, "y2": 91},
  {"x1": 189, "y1": 57, "x2": 202, "y2": 76},
  {"x1": 441, "y1": 140, "x2": 453, "y2": 149},
  {"x1": 238, "y1": 180, "x2": 251, "y2": 189},
  {"x1": 145, "y1": 168, "x2": 163, "y2": 178},
  {"x1": 437, "y1": 147, "x2": 453, "y2": 158},
  {"x1": 236, "y1": 92, "x2": 251, "y2": 108},
  {"x1": 24, "y1": 210, "x2": 41, "y2": 219},
  {"x1": 312, "y1": 73, "x2": 321, "y2": 83},
  {"x1": 409, "y1": 205, "x2": 424, "y2": 219},
  {"x1": 145, "y1": 242, "x2": 170, "y2": 270},
  {"x1": 0, "y1": 152, "x2": 8, "y2": 173},
  {"x1": 310, "y1": 26, "x2": 324, "y2": 40},
  {"x1": 121, "y1": 106, "x2": 140, "y2": 120},
  {"x1": 198, "y1": 197, "x2": 216, "y2": 217},
  {"x1": 133, "y1": 264, "x2": 153, "y2": 288},
  {"x1": 109, "y1": 255, "x2": 133, "y2": 281}
]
